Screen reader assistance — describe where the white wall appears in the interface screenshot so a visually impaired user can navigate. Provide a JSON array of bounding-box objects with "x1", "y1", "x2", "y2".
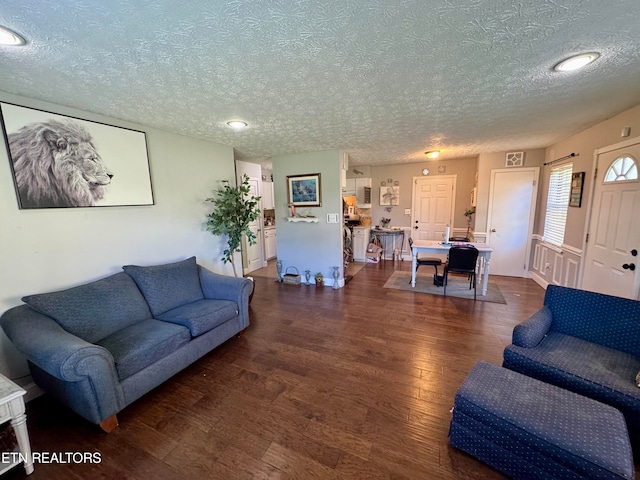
[
  {"x1": 0, "y1": 92, "x2": 237, "y2": 381},
  {"x1": 272, "y1": 150, "x2": 343, "y2": 284},
  {"x1": 531, "y1": 103, "x2": 640, "y2": 289}
]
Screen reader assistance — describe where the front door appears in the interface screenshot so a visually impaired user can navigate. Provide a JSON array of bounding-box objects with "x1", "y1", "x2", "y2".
[
  {"x1": 486, "y1": 168, "x2": 539, "y2": 277},
  {"x1": 411, "y1": 176, "x2": 455, "y2": 241},
  {"x1": 582, "y1": 138, "x2": 640, "y2": 300}
]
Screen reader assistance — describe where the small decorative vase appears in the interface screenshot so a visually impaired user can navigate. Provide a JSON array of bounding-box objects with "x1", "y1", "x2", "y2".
[
  {"x1": 304, "y1": 270, "x2": 311, "y2": 285},
  {"x1": 276, "y1": 260, "x2": 283, "y2": 282},
  {"x1": 332, "y1": 266, "x2": 340, "y2": 289}
]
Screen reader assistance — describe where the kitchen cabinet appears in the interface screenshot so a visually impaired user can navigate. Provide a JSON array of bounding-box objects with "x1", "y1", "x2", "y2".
[
  {"x1": 352, "y1": 226, "x2": 370, "y2": 262},
  {"x1": 355, "y1": 178, "x2": 372, "y2": 208},
  {"x1": 261, "y1": 181, "x2": 274, "y2": 210},
  {"x1": 264, "y1": 227, "x2": 277, "y2": 260},
  {"x1": 343, "y1": 178, "x2": 356, "y2": 195}
]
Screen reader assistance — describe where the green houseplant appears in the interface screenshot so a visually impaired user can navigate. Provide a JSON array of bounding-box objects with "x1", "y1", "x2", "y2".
[
  {"x1": 206, "y1": 174, "x2": 261, "y2": 278},
  {"x1": 314, "y1": 272, "x2": 324, "y2": 286}
]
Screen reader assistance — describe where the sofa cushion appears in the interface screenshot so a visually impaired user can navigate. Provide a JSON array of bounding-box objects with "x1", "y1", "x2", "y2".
[
  {"x1": 156, "y1": 299, "x2": 239, "y2": 337},
  {"x1": 123, "y1": 257, "x2": 204, "y2": 316},
  {"x1": 96, "y1": 318, "x2": 190, "y2": 380},
  {"x1": 505, "y1": 331, "x2": 640, "y2": 398},
  {"x1": 22, "y1": 272, "x2": 152, "y2": 343}
]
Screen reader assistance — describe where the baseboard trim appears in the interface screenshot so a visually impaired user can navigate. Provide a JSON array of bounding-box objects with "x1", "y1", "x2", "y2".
[
  {"x1": 21, "y1": 380, "x2": 44, "y2": 403},
  {"x1": 530, "y1": 272, "x2": 549, "y2": 290}
]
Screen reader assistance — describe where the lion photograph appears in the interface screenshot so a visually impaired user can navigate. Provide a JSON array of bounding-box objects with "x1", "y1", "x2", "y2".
[
  {"x1": 1, "y1": 102, "x2": 153, "y2": 210},
  {"x1": 7, "y1": 119, "x2": 114, "y2": 208}
]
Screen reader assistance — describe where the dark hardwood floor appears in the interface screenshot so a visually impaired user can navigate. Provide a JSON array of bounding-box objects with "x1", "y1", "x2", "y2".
[{"x1": 2, "y1": 261, "x2": 597, "y2": 479}]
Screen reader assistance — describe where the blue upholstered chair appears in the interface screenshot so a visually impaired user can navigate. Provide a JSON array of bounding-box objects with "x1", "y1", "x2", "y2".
[{"x1": 503, "y1": 285, "x2": 640, "y2": 454}]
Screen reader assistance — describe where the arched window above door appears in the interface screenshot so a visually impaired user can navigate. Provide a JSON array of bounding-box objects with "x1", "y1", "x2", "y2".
[{"x1": 604, "y1": 155, "x2": 638, "y2": 182}]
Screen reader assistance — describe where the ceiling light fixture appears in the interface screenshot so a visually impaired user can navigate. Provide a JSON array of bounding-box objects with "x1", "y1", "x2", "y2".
[
  {"x1": 553, "y1": 52, "x2": 600, "y2": 72},
  {"x1": 226, "y1": 120, "x2": 248, "y2": 129},
  {"x1": 425, "y1": 151, "x2": 440, "y2": 159},
  {"x1": 0, "y1": 26, "x2": 26, "y2": 46}
]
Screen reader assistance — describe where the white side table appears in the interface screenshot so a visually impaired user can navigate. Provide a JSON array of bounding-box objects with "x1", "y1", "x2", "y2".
[{"x1": 0, "y1": 374, "x2": 33, "y2": 475}]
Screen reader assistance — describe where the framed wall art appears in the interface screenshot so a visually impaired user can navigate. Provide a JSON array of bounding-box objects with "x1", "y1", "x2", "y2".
[
  {"x1": 0, "y1": 102, "x2": 154, "y2": 209},
  {"x1": 380, "y1": 185, "x2": 399, "y2": 206},
  {"x1": 286, "y1": 173, "x2": 322, "y2": 207},
  {"x1": 569, "y1": 171, "x2": 585, "y2": 207}
]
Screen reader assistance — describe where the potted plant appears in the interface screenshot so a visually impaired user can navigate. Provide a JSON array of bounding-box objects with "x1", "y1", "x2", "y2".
[
  {"x1": 314, "y1": 272, "x2": 324, "y2": 286},
  {"x1": 206, "y1": 174, "x2": 261, "y2": 280}
]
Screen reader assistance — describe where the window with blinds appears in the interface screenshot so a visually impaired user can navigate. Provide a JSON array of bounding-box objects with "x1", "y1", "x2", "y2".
[{"x1": 543, "y1": 162, "x2": 573, "y2": 247}]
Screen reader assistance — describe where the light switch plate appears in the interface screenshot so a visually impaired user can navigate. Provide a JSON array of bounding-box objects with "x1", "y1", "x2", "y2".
[
  {"x1": 404, "y1": 208, "x2": 411, "y2": 215},
  {"x1": 327, "y1": 213, "x2": 339, "y2": 223}
]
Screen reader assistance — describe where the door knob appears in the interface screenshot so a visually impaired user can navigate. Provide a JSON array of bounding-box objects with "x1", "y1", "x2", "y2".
[
  {"x1": 631, "y1": 249, "x2": 638, "y2": 257},
  {"x1": 414, "y1": 226, "x2": 418, "y2": 230},
  {"x1": 622, "y1": 263, "x2": 636, "y2": 271},
  {"x1": 491, "y1": 229, "x2": 496, "y2": 232}
]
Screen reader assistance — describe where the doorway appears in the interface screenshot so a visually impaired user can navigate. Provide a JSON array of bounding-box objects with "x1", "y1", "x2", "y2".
[
  {"x1": 582, "y1": 137, "x2": 640, "y2": 300},
  {"x1": 486, "y1": 168, "x2": 539, "y2": 277},
  {"x1": 411, "y1": 176, "x2": 456, "y2": 240},
  {"x1": 242, "y1": 177, "x2": 265, "y2": 274}
]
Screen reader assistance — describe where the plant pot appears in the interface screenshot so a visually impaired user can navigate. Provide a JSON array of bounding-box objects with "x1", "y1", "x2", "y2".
[{"x1": 315, "y1": 278, "x2": 323, "y2": 286}]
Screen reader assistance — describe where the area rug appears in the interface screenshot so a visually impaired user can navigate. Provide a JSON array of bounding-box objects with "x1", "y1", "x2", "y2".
[{"x1": 383, "y1": 271, "x2": 506, "y2": 304}]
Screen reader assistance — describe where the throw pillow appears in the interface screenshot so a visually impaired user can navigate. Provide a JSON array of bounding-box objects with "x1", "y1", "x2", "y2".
[
  {"x1": 22, "y1": 272, "x2": 152, "y2": 343},
  {"x1": 123, "y1": 256, "x2": 204, "y2": 316}
]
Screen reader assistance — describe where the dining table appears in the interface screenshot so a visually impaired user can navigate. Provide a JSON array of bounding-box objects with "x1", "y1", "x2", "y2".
[{"x1": 410, "y1": 240, "x2": 494, "y2": 295}]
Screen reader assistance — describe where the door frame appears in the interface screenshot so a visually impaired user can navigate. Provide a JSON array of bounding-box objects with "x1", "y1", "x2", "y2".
[
  {"x1": 579, "y1": 134, "x2": 640, "y2": 298},
  {"x1": 486, "y1": 167, "x2": 539, "y2": 277},
  {"x1": 410, "y1": 175, "x2": 457, "y2": 240}
]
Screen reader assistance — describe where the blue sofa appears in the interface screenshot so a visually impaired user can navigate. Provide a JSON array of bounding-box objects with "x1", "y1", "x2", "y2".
[
  {"x1": 503, "y1": 285, "x2": 640, "y2": 450},
  {"x1": 0, "y1": 257, "x2": 252, "y2": 432}
]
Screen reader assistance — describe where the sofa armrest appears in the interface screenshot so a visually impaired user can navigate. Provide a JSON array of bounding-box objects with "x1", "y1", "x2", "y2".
[
  {"x1": 198, "y1": 267, "x2": 252, "y2": 329},
  {"x1": 1, "y1": 305, "x2": 117, "y2": 382},
  {"x1": 511, "y1": 306, "x2": 553, "y2": 348}
]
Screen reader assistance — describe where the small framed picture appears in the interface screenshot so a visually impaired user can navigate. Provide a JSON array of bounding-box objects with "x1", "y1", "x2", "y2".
[
  {"x1": 569, "y1": 172, "x2": 585, "y2": 207},
  {"x1": 287, "y1": 173, "x2": 322, "y2": 207}
]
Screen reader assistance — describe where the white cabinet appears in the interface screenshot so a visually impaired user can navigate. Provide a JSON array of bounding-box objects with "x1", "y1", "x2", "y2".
[
  {"x1": 352, "y1": 226, "x2": 371, "y2": 262},
  {"x1": 261, "y1": 181, "x2": 274, "y2": 210},
  {"x1": 355, "y1": 178, "x2": 372, "y2": 208},
  {"x1": 344, "y1": 178, "x2": 356, "y2": 195},
  {"x1": 264, "y1": 228, "x2": 277, "y2": 260},
  {"x1": 341, "y1": 151, "x2": 349, "y2": 170}
]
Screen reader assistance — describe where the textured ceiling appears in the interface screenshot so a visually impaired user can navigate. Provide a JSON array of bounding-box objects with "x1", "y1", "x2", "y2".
[{"x1": 1, "y1": 1, "x2": 639, "y2": 166}]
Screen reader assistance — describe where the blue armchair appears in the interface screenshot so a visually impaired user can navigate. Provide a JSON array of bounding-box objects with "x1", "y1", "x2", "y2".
[{"x1": 503, "y1": 285, "x2": 640, "y2": 450}]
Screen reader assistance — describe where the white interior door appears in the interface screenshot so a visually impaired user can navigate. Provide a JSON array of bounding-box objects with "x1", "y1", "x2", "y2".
[
  {"x1": 411, "y1": 176, "x2": 455, "y2": 240},
  {"x1": 582, "y1": 139, "x2": 640, "y2": 299},
  {"x1": 486, "y1": 168, "x2": 539, "y2": 277},
  {"x1": 243, "y1": 178, "x2": 264, "y2": 274}
]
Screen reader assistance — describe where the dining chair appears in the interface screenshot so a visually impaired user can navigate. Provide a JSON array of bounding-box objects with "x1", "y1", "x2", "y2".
[
  {"x1": 443, "y1": 246, "x2": 479, "y2": 300},
  {"x1": 408, "y1": 238, "x2": 443, "y2": 286}
]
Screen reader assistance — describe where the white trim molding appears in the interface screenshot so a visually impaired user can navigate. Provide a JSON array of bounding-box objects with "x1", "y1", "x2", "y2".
[{"x1": 531, "y1": 237, "x2": 583, "y2": 290}]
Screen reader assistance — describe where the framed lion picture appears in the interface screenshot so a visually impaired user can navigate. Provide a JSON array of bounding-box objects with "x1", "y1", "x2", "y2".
[{"x1": 0, "y1": 102, "x2": 154, "y2": 209}]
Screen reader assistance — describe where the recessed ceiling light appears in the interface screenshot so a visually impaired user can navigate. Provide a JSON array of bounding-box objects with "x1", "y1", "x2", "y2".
[
  {"x1": 554, "y1": 52, "x2": 600, "y2": 72},
  {"x1": 425, "y1": 150, "x2": 440, "y2": 159},
  {"x1": 226, "y1": 120, "x2": 248, "y2": 129},
  {"x1": 0, "y1": 26, "x2": 26, "y2": 46}
]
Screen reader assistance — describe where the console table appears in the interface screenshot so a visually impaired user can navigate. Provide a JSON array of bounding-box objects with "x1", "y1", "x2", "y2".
[
  {"x1": 370, "y1": 229, "x2": 405, "y2": 261},
  {"x1": 0, "y1": 374, "x2": 33, "y2": 475}
]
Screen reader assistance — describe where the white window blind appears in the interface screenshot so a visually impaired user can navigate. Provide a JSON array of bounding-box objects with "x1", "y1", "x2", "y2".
[{"x1": 543, "y1": 162, "x2": 573, "y2": 247}]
